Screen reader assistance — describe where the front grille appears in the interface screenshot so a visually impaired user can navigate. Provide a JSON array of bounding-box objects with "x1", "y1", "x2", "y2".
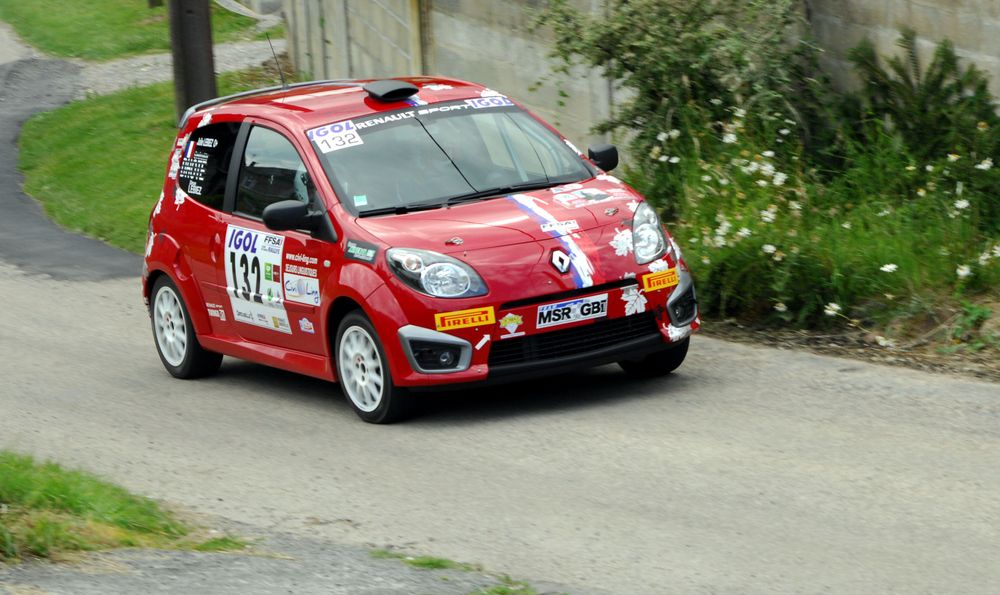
[{"x1": 488, "y1": 312, "x2": 659, "y2": 367}]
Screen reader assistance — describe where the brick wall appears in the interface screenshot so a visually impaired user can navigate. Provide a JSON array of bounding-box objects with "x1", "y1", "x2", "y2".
[{"x1": 807, "y1": 0, "x2": 1000, "y2": 96}]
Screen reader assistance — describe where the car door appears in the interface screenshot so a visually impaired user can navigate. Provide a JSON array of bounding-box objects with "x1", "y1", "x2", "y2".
[
  {"x1": 172, "y1": 120, "x2": 243, "y2": 333},
  {"x1": 216, "y1": 122, "x2": 333, "y2": 355}
]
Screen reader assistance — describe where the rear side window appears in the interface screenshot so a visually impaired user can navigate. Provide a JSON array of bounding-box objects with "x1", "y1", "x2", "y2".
[
  {"x1": 235, "y1": 126, "x2": 317, "y2": 219},
  {"x1": 177, "y1": 122, "x2": 240, "y2": 210}
]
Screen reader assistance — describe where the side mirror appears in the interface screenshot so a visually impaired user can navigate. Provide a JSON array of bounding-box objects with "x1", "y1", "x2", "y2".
[
  {"x1": 588, "y1": 143, "x2": 619, "y2": 172},
  {"x1": 262, "y1": 200, "x2": 317, "y2": 232}
]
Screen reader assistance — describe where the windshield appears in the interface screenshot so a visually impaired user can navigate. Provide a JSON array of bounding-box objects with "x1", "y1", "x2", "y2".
[{"x1": 307, "y1": 99, "x2": 593, "y2": 216}]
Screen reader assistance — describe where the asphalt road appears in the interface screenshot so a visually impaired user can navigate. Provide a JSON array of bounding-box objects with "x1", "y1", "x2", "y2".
[{"x1": 2, "y1": 27, "x2": 999, "y2": 595}]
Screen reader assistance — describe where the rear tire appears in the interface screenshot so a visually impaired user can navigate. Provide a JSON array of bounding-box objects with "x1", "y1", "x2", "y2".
[
  {"x1": 150, "y1": 276, "x2": 223, "y2": 379},
  {"x1": 335, "y1": 311, "x2": 411, "y2": 424},
  {"x1": 618, "y1": 338, "x2": 689, "y2": 378}
]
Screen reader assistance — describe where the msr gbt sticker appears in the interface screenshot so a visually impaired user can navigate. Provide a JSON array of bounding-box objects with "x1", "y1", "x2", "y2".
[
  {"x1": 536, "y1": 293, "x2": 608, "y2": 329},
  {"x1": 224, "y1": 225, "x2": 291, "y2": 334},
  {"x1": 307, "y1": 120, "x2": 364, "y2": 153}
]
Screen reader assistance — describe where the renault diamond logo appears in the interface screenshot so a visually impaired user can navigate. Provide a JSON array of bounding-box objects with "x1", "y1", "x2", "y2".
[{"x1": 551, "y1": 250, "x2": 571, "y2": 274}]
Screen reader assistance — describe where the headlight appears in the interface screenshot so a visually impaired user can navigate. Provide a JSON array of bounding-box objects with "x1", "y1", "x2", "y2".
[
  {"x1": 632, "y1": 202, "x2": 668, "y2": 264},
  {"x1": 386, "y1": 248, "x2": 488, "y2": 298}
]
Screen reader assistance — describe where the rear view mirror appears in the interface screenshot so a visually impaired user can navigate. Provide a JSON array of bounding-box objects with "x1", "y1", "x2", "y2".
[
  {"x1": 588, "y1": 143, "x2": 619, "y2": 172},
  {"x1": 262, "y1": 200, "x2": 316, "y2": 232}
]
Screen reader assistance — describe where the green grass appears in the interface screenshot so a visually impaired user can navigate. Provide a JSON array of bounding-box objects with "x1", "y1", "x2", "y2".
[
  {"x1": 0, "y1": 451, "x2": 244, "y2": 562},
  {"x1": 19, "y1": 66, "x2": 289, "y2": 254},
  {"x1": 0, "y1": 1, "x2": 273, "y2": 61},
  {"x1": 370, "y1": 548, "x2": 482, "y2": 572}
]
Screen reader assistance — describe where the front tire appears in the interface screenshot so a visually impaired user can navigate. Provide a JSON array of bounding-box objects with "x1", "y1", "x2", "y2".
[
  {"x1": 618, "y1": 338, "x2": 689, "y2": 378},
  {"x1": 335, "y1": 311, "x2": 411, "y2": 424},
  {"x1": 150, "y1": 276, "x2": 223, "y2": 379}
]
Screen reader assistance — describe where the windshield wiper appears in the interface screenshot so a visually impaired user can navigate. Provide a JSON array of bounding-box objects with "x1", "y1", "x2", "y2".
[
  {"x1": 441, "y1": 181, "x2": 558, "y2": 206},
  {"x1": 357, "y1": 199, "x2": 445, "y2": 218}
]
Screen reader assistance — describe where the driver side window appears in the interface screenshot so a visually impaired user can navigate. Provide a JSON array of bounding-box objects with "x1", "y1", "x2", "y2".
[{"x1": 235, "y1": 126, "x2": 316, "y2": 219}]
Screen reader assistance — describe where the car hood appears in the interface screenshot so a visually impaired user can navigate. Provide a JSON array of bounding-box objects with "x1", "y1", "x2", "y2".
[{"x1": 354, "y1": 176, "x2": 642, "y2": 252}]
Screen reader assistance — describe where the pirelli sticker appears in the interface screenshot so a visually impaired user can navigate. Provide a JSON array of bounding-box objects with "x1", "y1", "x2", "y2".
[
  {"x1": 642, "y1": 268, "x2": 679, "y2": 292},
  {"x1": 435, "y1": 307, "x2": 495, "y2": 331}
]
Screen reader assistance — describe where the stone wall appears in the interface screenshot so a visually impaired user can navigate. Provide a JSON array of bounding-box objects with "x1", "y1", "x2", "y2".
[
  {"x1": 283, "y1": 0, "x2": 612, "y2": 149},
  {"x1": 806, "y1": 0, "x2": 1000, "y2": 96}
]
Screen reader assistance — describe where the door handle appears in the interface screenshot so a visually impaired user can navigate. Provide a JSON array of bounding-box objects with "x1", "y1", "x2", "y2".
[{"x1": 210, "y1": 232, "x2": 222, "y2": 263}]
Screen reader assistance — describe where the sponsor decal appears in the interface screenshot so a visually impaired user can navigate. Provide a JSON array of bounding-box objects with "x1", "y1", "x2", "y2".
[
  {"x1": 197, "y1": 113, "x2": 213, "y2": 128},
  {"x1": 642, "y1": 268, "x2": 679, "y2": 292},
  {"x1": 183, "y1": 140, "x2": 196, "y2": 159},
  {"x1": 435, "y1": 306, "x2": 495, "y2": 331},
  {"x1": 540, "y1": 219, "x2": 579, "y2": 234},
  {"x1": 187, "y1": 180, "x2": 202, "y2": 195},
  {"x1": 345, "y1": 239, "x2": 377, "y2": 263},
  {"x1": 286, "y1": 253, "x2": 318, "y2": 266},
  {"x1": 466, "y1": 96, "x2": 514, "y2": 109},
  {"x1": 284, "y1": 263, "x2": 317, "y2": 278},
  {"x1": 196, "y1": 136, "x2": 218, "y2": 148},
  {"x1": 307, "y1": 120, "x2": 364, "y2": 153},
  {"x1": 173, "y1": 187, "x2": 186, "y2": 209},
  {"x1": 507, "y1": 194, "x2": 597, "y2": 288},
  {"x1": 536, "y1": 293, "x2": 608, "y2": 329},
  {"x1": 621, "y1": 286, "x2": 647, "y2": 316},
  {"x1": 205, "y1": 302, "x2": 227, "y2": 321},
  {"x1": 498, "y1": 313, "x2": 525, "y2": 339},
  {"x1": 596, "y1": 174, "x2": 622, "y2": 184},
  {"x1": 404, "y1": 95, "x2": 428, "y2": 107},
  {"x1": 299, "y1": 318, "x2": 315, "y2": 334},
  {"x1": 353, "y1": 194, "x2": 368, "y2": 207},
  {"x1": 284, "y1": 273, "x2": 321, "y2": 306},
  {"x1": 553, "y1": 188, "x2": 616, "y2": 208},
  {"x1": 665, "y1": 322, "x2": 692, "y2": 342},
  {"x1": 423, "y1": 83, "x2": 454, "y2": 91},
  {"x1": 224, "y1": 224, "x2": 291, "y2": 334},
  {"x1": 648, "y1": 259, "x2": 669, "y2": 272}
]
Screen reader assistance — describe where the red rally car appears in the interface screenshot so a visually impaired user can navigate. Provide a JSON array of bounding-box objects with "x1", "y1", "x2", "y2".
[{"x1": 142, "y1": 77, "x2": 700, "y2": 423}]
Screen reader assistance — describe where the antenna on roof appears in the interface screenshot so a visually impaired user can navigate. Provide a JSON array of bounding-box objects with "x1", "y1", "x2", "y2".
[{"x1": 265, "y1": 33, "x2": 287, "y2": 90}]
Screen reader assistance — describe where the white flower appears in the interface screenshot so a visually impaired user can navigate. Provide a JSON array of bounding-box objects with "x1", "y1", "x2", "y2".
[
  {"x1": 925, "y1": 164, "x2": 934, "y2": 172},
  {"x1": 710, "y1": 98, "x2": 723, "y2": 106},
  {"x1": 956, "y1": 265, "x2": 972, "y2": 278},
  {"x1": 737, "y1": 227, "x2": 752, "y2": 238},
  {"x1": 760, "y1": 209, "x2": 776, "y2": 223},
  {"x1": 701, "y1": 175, "x2": 712, "y2": 182},
  {"x1": 954, "y1": 199, "x2": 970, "y2": 210},
  {"x1": 760, "y1": 163, "x2": 776, "y2": 177},
  {"x1": 701, "y1": 256, "x2": 711, "y2": 265},
  {"x1": 783, "y1": 118, "x2": 796, "y2": 126},
  {"x1": 778, "y1": 128, "x2": 790, "y2": 136},
  {"x1": 841, "y1": 222, "x2": 852, "y2": 229},
  {"x1": 877, "y1": 209, "x2": 891, "y2": 217},
  {"x1": 947, "y1": 153, "x2": 960, "y2": 162},
  {"x1": 875, "y1": 336, "x2": 896, "y2": 348},
  {"x1": 916, "y1": 188, "x2": 926, "y2": 197},
  {"x1": 880, "y1": 263, "x2": 898, "y2": 273},
  {"x1": 762, "y1": 150, "x2": 775, "y2": 158},
  {"x1": 669, "y1": 156, "x2": 680, "y2": 164},
  {"x1": 788, "y1": 200, "x2": 801, "y2": 211},
  {"x1": 668, "y1": 129, "x2": 681, "y2": 140},
  {"x1": 658, "y1": 155, "x2": 668, "y2": 162},
  {"x1": 978, "y1": 251, "x2": 991, "y2": 265},
  {"x1": 993, "y1": 244, "x2": 1000, "y2": 258},
  {"x1": 733, "y1": 108, "x2": 746, "y2": 119},
  {"x1": 773, "y1": 172, "x2": 788, "y2": 186},
  {"x1": 756, "y1": 179, "x2": 769, "y2": 187},
  {"x1": 688, "y1": 237, "x2": 698, "y2": 244},
  {"x1": 774, "y1": 302, "x2": 788, "y2": 313},
  {"x1": 975, "y1": 158, "x2": 993, "y2": 171},
  {"x1": 656, "y1": 131, "x2": 668, "y2": 142},
  {"x1": 956, "y1": 181, "x2": 964, "y2": 196},
  {"x1": 905, "y1": 165, "x2": 916, "y2": 171},
  {"x1": 722, "y1": 132, "x2": 738, "y2": 144},
  {"x1": 762, "y1": 243, "x2": 777, "y2": 254},
  {"x1": 824, "y1": 302, "x2": 841, "y2": 316}
]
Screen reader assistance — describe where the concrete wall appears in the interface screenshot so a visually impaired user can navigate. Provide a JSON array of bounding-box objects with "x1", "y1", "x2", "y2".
[
  {"x1": 807, "y1": 0, "x2": 1000, "y2": 97},
  {"x1": 283, "y1": 0, "x2": 612, "y2": 149}
]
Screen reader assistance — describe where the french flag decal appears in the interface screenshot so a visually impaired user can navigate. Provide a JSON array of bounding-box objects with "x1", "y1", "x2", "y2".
[{"x1": 183, "y1": 140, "x2": 196, "y2": 159}]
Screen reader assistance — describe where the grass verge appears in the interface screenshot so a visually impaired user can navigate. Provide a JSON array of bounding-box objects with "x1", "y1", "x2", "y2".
[
  {"x1": 19, "y1": 64, "x2": 291, "y2": 254},
  {"x1": 0, "y1": 451, "x2": 243, "y2": 562},
  {"x1": 370, "y1": 549, "x2": 542, "y2": 594},
  {"x1": 0, "y1": 0, "x2": 270, "y2": 61}
]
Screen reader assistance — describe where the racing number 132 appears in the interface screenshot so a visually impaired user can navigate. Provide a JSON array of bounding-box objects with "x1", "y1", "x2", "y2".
[{"x1": 230, "y1": 252, "x2": 262, "y2": 303}]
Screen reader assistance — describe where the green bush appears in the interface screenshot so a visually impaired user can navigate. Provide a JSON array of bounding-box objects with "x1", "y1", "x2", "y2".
[{"x1": 536, "y1": 4, "x2": 1000, "y2": 331}]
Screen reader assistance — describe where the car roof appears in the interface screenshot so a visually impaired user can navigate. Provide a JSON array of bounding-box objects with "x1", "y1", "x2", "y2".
[{"x1": 181, "y1": 76, "x2": 493, "y2": 133}]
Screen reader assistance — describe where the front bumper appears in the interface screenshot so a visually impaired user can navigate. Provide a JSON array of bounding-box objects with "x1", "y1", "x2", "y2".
[{"x1": 391, "y1": 268, "x2": 699, "y2": 388}]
